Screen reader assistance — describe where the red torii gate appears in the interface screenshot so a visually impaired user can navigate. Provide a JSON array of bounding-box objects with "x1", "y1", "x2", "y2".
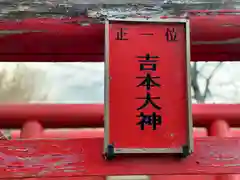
[{"x1": 0, "y1": 11, "x2": 239, "y2": 180}]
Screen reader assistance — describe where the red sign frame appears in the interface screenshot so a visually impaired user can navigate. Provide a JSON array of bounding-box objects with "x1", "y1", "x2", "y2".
[{"x1": 104, "y1": 18, "x2": 193, "y2": 159}]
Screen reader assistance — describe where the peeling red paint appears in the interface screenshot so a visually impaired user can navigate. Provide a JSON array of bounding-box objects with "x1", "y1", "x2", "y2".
[
  {"x1": 196, "y1": 138, "x2": 240, "y2": 167},
  {"x1": 0, "y1": 138, "x2": 239, "y2": 178},
  {"x1": 0, "y1": 141, "x2": 85, "y2": 178}
]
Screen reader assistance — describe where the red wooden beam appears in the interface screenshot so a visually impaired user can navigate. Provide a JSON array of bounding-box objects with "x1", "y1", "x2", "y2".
[
  {"x1": 7, "y1": 127, "x2": 240, "y2": 139},
  {"x1": 11, "y1": 177, "x2": 104, "y2": 180},
  {"x1": 0, "y1": 20, "x2": 104, "y2": 62},
  {"x1": 9, "y1": 128, "x2": 206, "y2": 139},
  {"x1": 0, "y1": 104, "x2": 104, "y2": 128},
  {"x1": 0, "y1": 104, "x2": 239, "y2": 128},
  {"x1": 0, "y1": 15, "x2": 239, "y2": 62},
  {"x1": 10, "y1": 129, "x2": 105, "y2": 139},
  {"x1": 8, "y1": 128, "x2": 240, "y2": 139},
  {"x1": 193, "y1": 104, "x2": 240, "y2": 128},
  {"x1": 0, "y1": 137, "x2": 238, "y2": 179}
]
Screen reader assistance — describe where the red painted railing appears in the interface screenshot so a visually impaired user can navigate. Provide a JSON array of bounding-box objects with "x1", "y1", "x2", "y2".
[
  {"x1": 0, "y1": 104, "x2": 238, "y2": 180},
  {"x1": 0, "y1": 104, "x2": 239, "y2": 128}
]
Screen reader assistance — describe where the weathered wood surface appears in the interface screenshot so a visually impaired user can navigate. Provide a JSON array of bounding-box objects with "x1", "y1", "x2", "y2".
[
  {"x1": 0, "y1": 0, "x2": 231, "y2": 20},
  {"x1": 0, "y1": 137, "x2": 239, "y2": 179}
]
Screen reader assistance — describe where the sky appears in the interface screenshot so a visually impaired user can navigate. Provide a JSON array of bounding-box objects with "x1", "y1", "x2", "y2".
[
  {"x1": 0, "y1": 62, "x2": 105, "y2": 103},
  {"x1": 197, "y1": 62, "x2": 240, "y2": 103},
  {"x1": 0, "y1": 62, "x2": 240, "y2": 104}
]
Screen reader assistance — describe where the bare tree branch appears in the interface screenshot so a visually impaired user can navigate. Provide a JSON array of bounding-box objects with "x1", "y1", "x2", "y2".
[
  {"x1": 191, "y1": 62, "x2": 205, "y2": 103},
  {"x1": 191, "y1": 62, "x2": 223, "y2": 103},
  {"x1": 203, "y1": 62, "x2": 223, "y2": 99}
]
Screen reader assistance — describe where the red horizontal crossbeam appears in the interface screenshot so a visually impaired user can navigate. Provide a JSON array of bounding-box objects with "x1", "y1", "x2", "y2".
[
  {"x1": 193, "y1": 104, "x2": 240, "y2": 127},
  {"x1": 0, "y1": 137, "x2": 238, "y2": 179},
  {"x1": 0, "y1": 104, "x2": 103, "y2": 128},
  {"x1": 0, "y1": 15, "x2": 239, "y2": 62},
  {"x1": 0, "y1": 104, "x2": 239, "y2": 128}
]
